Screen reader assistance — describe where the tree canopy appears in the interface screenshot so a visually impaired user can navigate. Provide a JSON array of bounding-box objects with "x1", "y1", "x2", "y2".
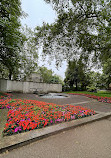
[
  {"x1": 18, "y1": 26, "x2": 38, "y2": 80},
  {"x1": 39, "y1": 66, "x2": 63, "y2": 84},
  {"x1": 35, "y1": 0, "x2": 111, "y2": 66},
  {"x1": 102, "y1": 58, "x2": 111, "y2": 88},
  {"x1": 0, "y1": 1, "x2": 39, "y2": 80},
  {"x1": 64, "y1": 58, "x2": 90, "y2": 90},
  {"x1": 0, "y1": 0, "x2": 25, "y2": 79}
]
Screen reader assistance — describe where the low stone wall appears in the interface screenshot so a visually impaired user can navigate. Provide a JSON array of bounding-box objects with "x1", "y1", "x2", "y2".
[{"x1": 0, "y1": 79, "x2": 62, "y2": 93}]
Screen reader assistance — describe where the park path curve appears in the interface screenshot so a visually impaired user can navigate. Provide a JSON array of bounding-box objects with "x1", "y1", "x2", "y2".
[
  {"x1": 0, "y1": 117, "x2": 111, "y2": 158},
  {"x1": 0, "y1": 92, "x2": 111, "y2": 156},
  {"x1": 12, "y1": 93, "x2": 111, "y2": 113}
]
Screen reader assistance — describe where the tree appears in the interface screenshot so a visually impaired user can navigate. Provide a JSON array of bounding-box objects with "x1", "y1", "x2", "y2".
[
  {"x1": 17, "y1": 26, "x2": 38, "y2": 80},
  {"x1": 0, "y1": 64, "x2": 9, "y2": 79},
  {"x1": 86, "y1": 71, "x2": 103, "y2": 91},
  {"x1": 0, "y1": 0, "x2": 25, "y2": 79},
  {"x1": 35, "y1": 0, "x2": 111, "y2": 66},
  {"x1": 102, "y1": 58, "x2": 111, "y2": 89},
  {"x1": 49, "y1": 75, "x2": 63, "y2": 84},
  {"x1": 39, "y1": 66, "x2": 63, "y2": 83},
  {"x1": 0, "y1": 0, "x2": 38, "y2": 80},
  {"x1": 64, "y1": 58, "x2": 90, "y2": 91}
]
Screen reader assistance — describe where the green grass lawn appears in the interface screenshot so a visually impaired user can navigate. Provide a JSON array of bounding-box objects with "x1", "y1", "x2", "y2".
[{"x1": 64, "y1": 90, "x2": 111, "y2": 98}]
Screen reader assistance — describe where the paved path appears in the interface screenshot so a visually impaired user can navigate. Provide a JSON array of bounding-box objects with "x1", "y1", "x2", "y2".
[
  {"x1": 0, "y1": 93, "x2": 111, "y2": 157},
  {"x1": 12, "y1": 93, "x2": 111, "y2": 112},
  {"x1": 1, "y1": 117, "x2": 111, "y2": 158}
]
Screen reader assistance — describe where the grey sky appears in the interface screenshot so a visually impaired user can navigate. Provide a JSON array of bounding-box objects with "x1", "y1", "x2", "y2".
[
  {"x1": 21, "y1": 0, "x2": 57, "y2": 28},
  {"x1": 21, "y1": 0, "x2": 67, "y2": 79}
]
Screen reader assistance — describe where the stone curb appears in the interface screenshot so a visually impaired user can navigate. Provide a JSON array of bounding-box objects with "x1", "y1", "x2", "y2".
[{"x1": 0, "y1": 112, "x2": 111, "y2": 154}]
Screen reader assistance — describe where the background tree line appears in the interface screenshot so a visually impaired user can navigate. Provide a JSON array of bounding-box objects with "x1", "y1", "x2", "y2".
[
  {"x1": 63, "y1": 59, "x2": 109, "y2": 91},
  {"x1": 0, "y1": 0, "x2": 38, "y2": 80},
  {"x1": 1, "y1": 0, "x2": 111, "y2": 89},
  {"x1": 35, "y1": 0, "x2": 111, "y2": 90}
]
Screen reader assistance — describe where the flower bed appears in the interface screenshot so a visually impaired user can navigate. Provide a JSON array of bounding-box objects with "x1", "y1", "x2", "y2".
[
  {"x1": 69, "y1": 93, "x2": 111, "y2": 103},
  {"x1": 0, "y1": 98, "x2": 95, "y2": 136},
  {"x1": 0, "y1": 93, "x2": 12, "y2": 100},
  {"x1": 0, "y1": 93, "x2": 12, "y2": 109}
]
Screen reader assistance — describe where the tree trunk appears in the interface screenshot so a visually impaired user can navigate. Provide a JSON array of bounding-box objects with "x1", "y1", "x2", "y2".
[
  {"x1": 9, "y1": 71, "x2": 12, "y2": 80},
  {"x1": 70, "y1": 81, "x2": 73, "y2": 90},
  {"x1": 75, "y1": 79, "x2": 78, "y2": 91}
]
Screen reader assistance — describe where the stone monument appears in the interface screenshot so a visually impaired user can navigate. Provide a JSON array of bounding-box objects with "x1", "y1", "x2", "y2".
[{"x1": 26, "y1": 72, "x2": 43, "y2": 83}]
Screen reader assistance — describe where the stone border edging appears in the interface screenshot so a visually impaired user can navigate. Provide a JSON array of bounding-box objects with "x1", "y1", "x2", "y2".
[{"x1": 0, "y1": 111, "x2": 111, "y2": 154}]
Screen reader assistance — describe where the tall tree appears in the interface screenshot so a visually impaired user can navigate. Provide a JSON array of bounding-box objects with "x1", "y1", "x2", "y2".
[
  {"x1": 18, "y1": 26, "x2": 38, "y2": 80},
  {"x1": 64, "y1": 58, "x2": 89, "y2": 90},
  {"x1": 39, "y1": 66, "x2": 62, "y2": 83},
  {"x1": 35, "y1": 0, "x2": 111, "y2": 66},
  {"x1": 0, "y1": 0, "x2": 24, "y2": 79},
  {"x1": 102, "y1": 58, "x2": 111, "y2": 89},
  {"x1": 86, "y1": 71, "x2": 103, "y2": 91}
]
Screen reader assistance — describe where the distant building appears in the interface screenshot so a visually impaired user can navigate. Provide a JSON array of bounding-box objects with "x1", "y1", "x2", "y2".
[{"x1": 26, "y1": 72, "x2": 43, "y2": 83}]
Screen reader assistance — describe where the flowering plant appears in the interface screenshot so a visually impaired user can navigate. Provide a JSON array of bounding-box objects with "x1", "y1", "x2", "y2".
[
  {"x1": 0, "y1": 93, "x2": 12, "y2": 109},
  {"x1": 0, "y1": 98, "x2": 95, "y2": 136},
  {"x1": 0, "y1": 93, "x2": 12, "y2": 100},
  {"x1": 69, "y1": 93, "x2": 111, "y2": 103}
]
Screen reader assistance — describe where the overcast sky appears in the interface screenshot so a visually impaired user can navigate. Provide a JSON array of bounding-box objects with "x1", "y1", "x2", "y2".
[{"x1": 21, "y1": 0, "x2": 67, "y2": 79}]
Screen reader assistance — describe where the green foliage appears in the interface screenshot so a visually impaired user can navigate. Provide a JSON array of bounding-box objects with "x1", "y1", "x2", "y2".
[
  {"x1": 39, "y1": 67, "x2": 53, "y2": 83},
  {"x1": 0, "y1": 0, "x2": 25, "y2": 79},
  {"x1": 18, "y1": 26, "x2": 38, "y2": 80},
  {"x1": 86, "y1": 71, "x2": 103, "y2": 90},
  {"x1": 64, "y1": 58, "x2": 90, "y2": 91},
  {"x1": 0, "y1": 64, "x2": 9, "y2": 79},
  {"x1": 65, "y1": 90, "x2": 111, "y2": 97},
  {"x1": 35, "y1": 0, "x2": 111, "y2": 66},
  {"x1": 36, "y1": 0, "x2": 111, "y2": 90},
  {"x1": 86, "y1": 65, "x2": 111, "y2": 90},
  {"x1": 86, "y1": 86, "x2": 97, "y2": 92},
  {"x1": 1, "y1": 0, "x2": 38, "y2": 81},
  {"x1": 39, "y1": 66, "x2": 63, "y2": 84},
  {"x1": 102, "y1": 58, "x2": 111, "y2": 89}
]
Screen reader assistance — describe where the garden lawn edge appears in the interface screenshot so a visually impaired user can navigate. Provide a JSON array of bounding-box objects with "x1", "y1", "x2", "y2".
[{"x1": 0, "y1": 111, "x2": 111, "y2": 154}]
